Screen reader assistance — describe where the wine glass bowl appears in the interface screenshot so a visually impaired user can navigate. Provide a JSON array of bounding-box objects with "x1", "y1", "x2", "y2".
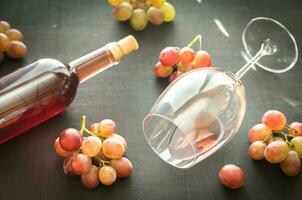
[{"x1": 143, "y1": 68, "x2": 246, "y2": 168}]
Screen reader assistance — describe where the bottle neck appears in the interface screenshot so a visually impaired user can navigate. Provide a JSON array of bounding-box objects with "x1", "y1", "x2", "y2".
[{"x1": 68, "y1": 43, "x2": 119, "y2": 83}]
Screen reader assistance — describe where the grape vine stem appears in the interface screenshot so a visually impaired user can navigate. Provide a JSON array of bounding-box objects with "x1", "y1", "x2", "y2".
[{"x1": 187, "y1": 34, "x2": 202, "y2": 50}]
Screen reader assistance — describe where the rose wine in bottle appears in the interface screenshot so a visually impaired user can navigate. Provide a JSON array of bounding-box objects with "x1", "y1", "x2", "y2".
[{"x1": 0, "y1": 35, "x2": 139, "y2": 144}]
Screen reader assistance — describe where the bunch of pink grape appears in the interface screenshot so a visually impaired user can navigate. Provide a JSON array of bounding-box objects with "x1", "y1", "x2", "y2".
[
  {"x1": 54, "y1": 116, "x2": 133, "y2": 189},
  {"x1": 153, "y1": 46, "x2": 212, "y2": 83},
  {"x1": 108, "y1": 0, "x2": 176, "y2": 31},
  {"x1": 248, "y1": 110, "x2": 302, "y2": 176},
  {"x1": 0, "y1": 20, "x2": 27, "y2": 63}
]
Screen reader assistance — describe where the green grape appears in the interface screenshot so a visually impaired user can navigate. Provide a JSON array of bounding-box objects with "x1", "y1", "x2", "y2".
[
  {"x1": 113, "y1": 2, "x2": 133, "y2": 21},
  {"x1": 280, "y1": 150, "x2": 301, "y2": 177},
  {"x1": 291, "y1": 136, "x2": 302, "y2": 157},
  {"x1": 147, "y1": 6, "x2": 165, "y2": 25},
  {"x1": 130, "y1": 9, "x2": 148, "y2": 31},
  {"x1": 160, "y1": 2, "x2": 176, "y2": 22},
  {"x1": 108, "y1": 0, "x2": 123, "y2": 6}
]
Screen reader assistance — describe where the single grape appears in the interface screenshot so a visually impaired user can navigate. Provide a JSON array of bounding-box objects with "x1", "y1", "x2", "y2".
[
  {"x1": 150, "y1": 0, "x2": 165, "y2": 8},
  {"x1": 98, "y1": 166, "x2": 117, "y2": 185},
  {"x1": 99, "y1": 119, "x2": 116, "y2": 138},
  {"x1": 191, "y1": 50, "x2": 212, "y2": 68},
  {"x1": 81, "y1": 165, "x2": 100, "y2": 189},
  {"x1": 71, "y1": 153, "x2": 92, "y2": 175},
  {"x1": 147, "y1": 6, "x2": 165, "y2": 25},
  {"x1": 264, "y1": 141, "x2": 289, "y2": 163},
  {"x1": 81, "y1": 136, "x2": 102, "y2": 157},
  {"x1": 169, "y1": 71, "x2": 183, "y2": 83},
  {"x1": 6, "y1": 41, "x2": 27, "y2": 59},
  {"x1": 102, "y1": 137, "x2": 125, "y2": 159},
  {"x1": 159, "y1": 47, "x2": 180, "y2": 67},
  {"x1": 111, "y1": 133, "x2": 128, "y2": 151},
  {"x1": 248, "y1": 123, "x2": 272, "y2": 143},
  {"x1": 113, "y1": 2, "x2": 133, "y2": 21},
  {"x1": 0, "y1": 21, "x2": 11, "y2": 33},
  {"x1": 262, "y1": 110, "x2": 287, "y2": 131},
  {"x1": 108, "y1": 0, "x2": 123, "y2": 6},
  {"x1": 0, "y1": 52, "x2": 4, "y2": 63},
  {"x1": 0, "y1": 33, "x2": 9, "y2": 52},
  {"x1": 280, "y1": 150, "x2": 301, "y2": 177},
  {"x1": 63, "y1": 154, "x2": 78, "y2": 176},
  {"x1": 130, "y1": 9, "x2": 148, "y2": 31},
  {"x1": 5, "y1": 29, "x2": 23, "y2": 41},
  {"x1": 179, "y1": 47, "x2": 195, "y2": 64},
  {"x1": 219, "y1": 164, "x2": 245, "y2": 189},
  {"x1": 160, "y1": 2, "x2": 176, "y2": 22},
  {"x1": 248, "y1": 141, "x2": 267, "y2": 160},
  {"x1": 177, "y1": 63, "x2": 193, "y2": 72},
  {"x1": 59, "y1": 128, "x2": 82, "y2": 152},
  {"x1": 111, "y1": 157, "x2": 133, "y2": 178},
  {"x1": 267, "y1": 136, "x2": 285, "y2": 144},
  {"x1": 291, "y1": 136, "x2": 302, "y2": 156},
  {"x1": 54, "y1": 137, "x2": 73, "y2": 157},
  {"x1": 290, "y1": 122, "x2": 302, "y2": 136},
  {"x1": 89, "y1": 123, "x2": 101, "y2": 136},
  {"x1": 153, "y1": 61, "x2": 173, "y2": 78},
  {"x1": 97, "y1": 151, "x2": 111, "y2": 161}
]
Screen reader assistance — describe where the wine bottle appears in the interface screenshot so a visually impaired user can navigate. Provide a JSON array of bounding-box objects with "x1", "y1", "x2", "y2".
[{"x1": 0, "y1": 35, "x2": 139, "y2": 143}]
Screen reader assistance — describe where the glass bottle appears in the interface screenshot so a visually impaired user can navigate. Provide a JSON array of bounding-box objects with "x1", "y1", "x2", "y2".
[{"x1": 0, "y1": 35, "x2": 139, "y2": 144}]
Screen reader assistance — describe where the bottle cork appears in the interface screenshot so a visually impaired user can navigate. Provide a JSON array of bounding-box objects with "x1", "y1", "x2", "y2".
[{"x1": 109, "y1": 35, "x2": 139, "y2": 61}]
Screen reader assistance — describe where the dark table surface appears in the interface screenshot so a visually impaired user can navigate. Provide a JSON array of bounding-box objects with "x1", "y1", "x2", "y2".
[{"x1": 0, "y1": 0, "x2": 302, "y2": 199}]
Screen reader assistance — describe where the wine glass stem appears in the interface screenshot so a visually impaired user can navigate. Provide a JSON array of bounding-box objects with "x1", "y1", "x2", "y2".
[{"x1": 235, "y1": 44, "x2": 267, "y2": 79}]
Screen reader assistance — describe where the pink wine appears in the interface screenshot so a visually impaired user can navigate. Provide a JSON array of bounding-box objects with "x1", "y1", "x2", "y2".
[{"x1": 0, "y1": 36, "x2": 138, "y2": 143}]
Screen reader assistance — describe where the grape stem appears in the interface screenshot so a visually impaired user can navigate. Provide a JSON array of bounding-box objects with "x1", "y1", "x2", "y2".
[
  {"x1": 187, "y1": 34, "x2": 202, "y2": 50},
  {"x1": 94, "y1": 156, "x2": 111, "y2": 167},
  {"x1": 79, "y1": 115, "x2": 94, "y2": 136}
]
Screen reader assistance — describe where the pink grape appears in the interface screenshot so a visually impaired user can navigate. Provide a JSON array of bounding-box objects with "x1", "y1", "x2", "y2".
[
  {"x1": 111, "y1": 133, "x2": 128, "y2": 151},
  {"x1": 192, "y1": 50, "x2": 212, "y2": 68},
  {"x1": 264, "y1": 141, "x2": 289, "y2": 163},
  {"x1": 267, "y1": 136, "x2": 285, "y2": 144},
  {"x1": 169, "y1": 71, "x2": 183, "y2": 83},
  {"x1": 89, "y1": 123, "x2": 101, "y2": 136},
  {"x1": 81, "y1": 165, "x2": 100, "y2": 189},
  {"x1": 290, "y1": 122, "x2": 302, "y2": 136},
  {"x1": 98, "y1": 166, "x2": 117, "y2": 185},
  {"x1": 262, "y1": 110, "x2": 287, "y2": 131},
  {"x1": 102, "y1": 137, "x2": 125, "y2": 159},
  {"x1": 153, "y1": 61, "x2": 173, "y2": 78},
  {"x1": 63, "y1": 154, "x2": 78, "y2": 176},
  {"x1": 81, "y1": 136, "x2": 102, "y2": 157},
  {"x1": 159, "y1": 47, "x2": 180, "y2": 67},
  {"x1": 248, "y1": 123, "x2": 272, "y2": 143},
  {"x1": 59, "y1": 128, "x2": 82, "y2": 152},
  {"x1": 179, "y1": 47, "x2": 195, "y2": 64},
  {"x1": 54, "y1": 137, "x2": 73, "y2": 157},
  {"x1": 97, "y1": 151, "x2": 111, "y2": 161},
  {"x1": 280, "y1": 150, "x2": 301, "y2": 177},
  {"x1": 248, "y1": 141, "x2": 267, "y2": 160},
  {"x1": 111, "y1": 157, "x2": 133, "y2": 178},
  {"x1": 99, "y1": 119, "x2": 116, "y2": 138},
  {"x1": 71, "y1": 153, "x2": 92, "y2": 175},
  {"x1": 219, "y1": 164, "x2": 245, "y2": 189}
]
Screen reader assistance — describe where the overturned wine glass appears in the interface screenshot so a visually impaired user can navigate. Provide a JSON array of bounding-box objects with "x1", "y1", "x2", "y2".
[{"x1": 143, "y1": 17, "x2": 298, "y2": 168}]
